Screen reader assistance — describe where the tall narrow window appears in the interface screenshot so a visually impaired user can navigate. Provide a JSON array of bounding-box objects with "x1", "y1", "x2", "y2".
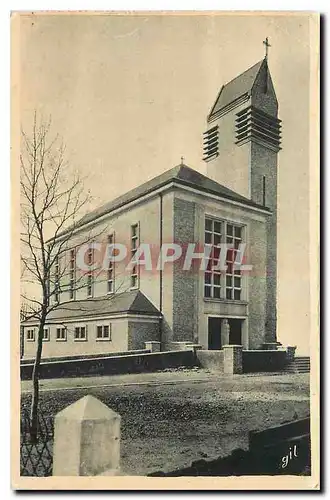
[
  {"x1": 107, "y1": 233, "x2": 115, "y2": 293},
  {"x1": 69, "y1": 249, "x2": 75, "y2": 300},
  {"x1": 54, "y1": 256, "x2": 60, "y2": 303},
  {"x1": 262, "y1": 175, "x2": 266, "y2": 206},
  {"x1": 204, "y1": 218, "x2": 222, "y2": 299},
  {"x1": 42, "y1": 328, "x2": 50, "y2": 341},
  {"x1": 130, "y1": 223, "x2": 139, "y2": 289},
  {"x1": 225, "y1": 224, "x2": 243, "y2": 301},
  {"x1": 87, "y1": 246, "x2": 93, "y2": 297}
]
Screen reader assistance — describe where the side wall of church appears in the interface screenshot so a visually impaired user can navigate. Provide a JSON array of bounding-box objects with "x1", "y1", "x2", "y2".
[
  {"x1": 171, "y1": 196, "x2": 198, "y2": 345},
  {"x1": 50, "y1": 190, "x2": 176, "y2": 351}
]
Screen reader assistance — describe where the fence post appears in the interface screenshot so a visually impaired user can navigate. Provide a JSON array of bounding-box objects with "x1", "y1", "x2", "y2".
[
  {"x1": 53, "y1": 395, "x2": 121, "y2": 476},
  {"x1": 286, "y1": 345, "x2": 297, "y2": 362},
  {"x1": 145, "y1": 341, "x2": 161, "y2": 352},
  {"x1": 223, "y1": 345, "x2": 243, "y2": 374}
]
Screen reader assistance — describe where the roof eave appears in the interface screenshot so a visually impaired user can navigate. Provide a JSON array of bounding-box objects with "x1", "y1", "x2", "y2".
[
  {"x1": 172, "y1": 178, "x2": 271, "y2": 215},
  {"x1": 207, "y1": 85, "x2": 224, "y2": 121}
]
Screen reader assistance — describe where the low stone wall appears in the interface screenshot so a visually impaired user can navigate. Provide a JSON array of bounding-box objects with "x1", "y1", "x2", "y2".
[
  {"x1": 242, "y1": 349, "x2": 287, "y2": 373},
  {"x1": 169, "y1": 342, "x2": 195, "y2": 351},
  {"x1": 20, "y1": 348, "x2": 150, "y2": 365},
  {"x1": 20, "y1": 350, "x2": 198, "y2": 380},
  {"x1": 196, "y1": 350, "x2": 224, "y2": 371}
]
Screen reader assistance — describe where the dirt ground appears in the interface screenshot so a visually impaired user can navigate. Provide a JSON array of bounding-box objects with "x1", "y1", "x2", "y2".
[{"x1": 20, "y1": 370, "x2": 310, "y2": 476}]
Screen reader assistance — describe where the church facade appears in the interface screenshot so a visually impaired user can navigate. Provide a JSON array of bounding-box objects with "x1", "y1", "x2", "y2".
[{"x1": 22, "y1": 57, "x2": 281, "y2": 360}]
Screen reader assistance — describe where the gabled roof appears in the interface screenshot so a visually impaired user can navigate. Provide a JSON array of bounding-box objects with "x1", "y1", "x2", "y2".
[
  {"x1": 208, "y1": 59, "x2": 266, "y2": 120},
  {"x1": 57, "y1": 164, "x2": 270, "y2": 238},
  {"x1": 22, "y1": 290, "x2": 161, "y2": 324}
]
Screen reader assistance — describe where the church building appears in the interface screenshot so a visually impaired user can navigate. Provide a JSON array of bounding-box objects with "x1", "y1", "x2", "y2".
[{"x1": 22, "y1": 54, "x2": 281, "y2": 360}]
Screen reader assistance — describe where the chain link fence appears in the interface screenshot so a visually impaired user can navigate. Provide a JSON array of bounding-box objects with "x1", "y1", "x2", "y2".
[{"x1": 20, "y1": 410, "x2": 54, "y2": 477}]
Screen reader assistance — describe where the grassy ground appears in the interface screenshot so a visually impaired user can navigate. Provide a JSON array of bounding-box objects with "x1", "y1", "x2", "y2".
[{"x1": 20, "y1": 370, "x2": 310, "y2": 476}]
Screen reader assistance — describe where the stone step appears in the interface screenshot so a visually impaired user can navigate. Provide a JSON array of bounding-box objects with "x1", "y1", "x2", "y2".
[{"x1": 285, "y1": 356, "x2": 310, "y2": 373}]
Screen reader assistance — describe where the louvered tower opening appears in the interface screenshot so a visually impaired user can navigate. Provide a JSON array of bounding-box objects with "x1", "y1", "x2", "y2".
[
  {"x1": 235, "y1": 105, "x2": 281, "y2": 152},
  {"x1": 203, "y1": 125, "x2": 219, "y2": 162}
]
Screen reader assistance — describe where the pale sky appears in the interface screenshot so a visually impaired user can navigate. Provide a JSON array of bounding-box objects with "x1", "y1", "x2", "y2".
[{"x1": 18, "y1": 12, "x2": 314, "y2": 353}]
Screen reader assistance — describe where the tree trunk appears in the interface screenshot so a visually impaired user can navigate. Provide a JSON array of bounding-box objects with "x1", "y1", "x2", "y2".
[{"x1": 29, "y1": 316, "x2": 46, "y2": 443}]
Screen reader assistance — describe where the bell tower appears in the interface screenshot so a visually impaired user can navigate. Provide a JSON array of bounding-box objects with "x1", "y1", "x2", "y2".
[{"x1": 204, "y1": 43, "x2": 281, "y2": 345}]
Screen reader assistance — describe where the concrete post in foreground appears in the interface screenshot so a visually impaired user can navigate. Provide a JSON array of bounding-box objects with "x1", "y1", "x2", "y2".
[
  {"x1": 145, "y1": 341, "x2": 161, "y2": 353},
  {"x1": 53, "y1": 395, "x2": 121, "y2": 476},
  {"x1": 223, "y1": 345, "x2": 243, "y2": 374}
]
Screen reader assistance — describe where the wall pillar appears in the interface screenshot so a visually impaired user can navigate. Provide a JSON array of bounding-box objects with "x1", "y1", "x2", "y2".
[
  {"x1": 223, "y1": 345, "x2": 243, "y2": 374},
  {"x1": 241, "y1": 319, "x2": 249, "y2": 350},
  {"x1": 145, "y1": 341, "x2": 161, "y2": 353},
  {"x1": 53, "y1": 395, "x2": 121, "y2": 476},
  {"x1": 221, "y1": 319, "x2": 230, "y2": 347}
]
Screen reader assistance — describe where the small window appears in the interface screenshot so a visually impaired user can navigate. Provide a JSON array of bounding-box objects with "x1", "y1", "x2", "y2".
[
  {"x1": 130, "y1": 224, "x2": 140, "y2": 289},
  {"x1": 107, "y1": 269, "x2": 114, "y2": 293},
  {"x1": 205, "y1": 219, "x2": 212, "y2": 231},
  {"x1": 54, "y1": 256, "x2": 60, "y2": 303},
  {"x1": 26, "y1": 329, "x2": 35, "y2": 341},
  {"x1": 74, "y1": 326, "x2": 87, "y2": 341},
  {"x1": 87, "y1": 273, "x2": 93, "y2": 297},
  {"x1": 131, "y1": 224, "x2": 138, "y2": 238},
  {"x1": 42, "y1": 328, "x2": 50, "y2": 341},
  {"x1": 56, "y1": 327, "x2": 66, "y2": 341},
  {"x1": 96, "y1": 324, "x2": 112, "y2": 341},
  {"x1": 107, "y1": 233, "x2": 115, "y2": 294},
  {"x1": 131, "y1": 273, "x2": 138, "y2": 289},
  {"x1": 213, "y1": 233, "x2": 221, "y2": 246},
  {"x1": 87, "y1": 247, "x2": 93, "y2": 266},
  {"x1": 214, "y1": 221, "x2": 222, "y2": 234},
  {"x1": 69, "y1": 249, "x2": 75, "y2": 300},
  {"x1": 86, "y1": 246, "x2": 94, "y2": 298},
  {"x1": 205, "y1": 232, "x2": 212, "y2": 244}
]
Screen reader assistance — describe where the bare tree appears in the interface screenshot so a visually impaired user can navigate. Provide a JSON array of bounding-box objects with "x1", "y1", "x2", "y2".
[{"x1": 20, "y1": 113, "x2": 99, "y2": 441}]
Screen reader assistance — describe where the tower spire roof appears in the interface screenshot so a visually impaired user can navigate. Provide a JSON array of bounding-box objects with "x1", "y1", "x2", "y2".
[{"x1": 207, "y1": 59, "x2": 267, "y2": 121}]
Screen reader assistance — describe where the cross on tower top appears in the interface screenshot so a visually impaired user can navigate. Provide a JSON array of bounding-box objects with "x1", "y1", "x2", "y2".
[
  {"x1": 180, "y1": 156, "x2": 184, "y2": 165},
  {"x1": 263, "y1": 37, "x2": 271, "y2": 60}
]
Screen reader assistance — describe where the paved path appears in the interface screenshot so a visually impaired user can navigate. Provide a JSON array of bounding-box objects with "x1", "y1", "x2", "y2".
[{"x1": 20, "y1": 369, "x2": 308, "y2": 394}]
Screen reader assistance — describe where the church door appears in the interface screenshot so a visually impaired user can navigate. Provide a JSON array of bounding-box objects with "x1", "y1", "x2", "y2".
[
  {"x1": 228, "y1": 319, "x2": 243, "y2": 345},
  {"x1": 208, "y1": 317, "x2": 222, "y2": 350}
]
